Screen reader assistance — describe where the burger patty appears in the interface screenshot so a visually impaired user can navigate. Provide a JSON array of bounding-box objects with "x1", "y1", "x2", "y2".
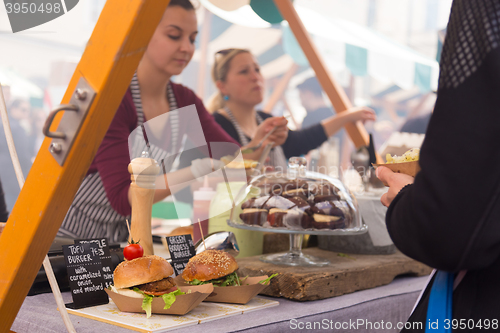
[{"x1": 136, "y1": 277, "x2": 175, "y2": 293}]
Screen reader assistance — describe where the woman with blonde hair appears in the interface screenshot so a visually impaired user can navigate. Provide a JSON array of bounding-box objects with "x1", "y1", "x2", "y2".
[{"x1": 208, "y1": 48, "x2": 376, "y2": 169}]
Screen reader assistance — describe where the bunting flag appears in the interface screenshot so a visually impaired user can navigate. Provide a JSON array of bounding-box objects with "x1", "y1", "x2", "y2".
[
  {"x1": 200, "y1": 0, "x2": 439, "y2": 93},
  {"x1": 281, "y1": 7, "x2": 439, "y2": 92}
]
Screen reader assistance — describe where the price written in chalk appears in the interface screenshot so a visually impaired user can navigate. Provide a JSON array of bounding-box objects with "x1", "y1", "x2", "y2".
[
  {"x1": 63, "y1": 242, "x2": 108, "y2": 309},
  {"x1": 76, "y1": 238, "x2": 114, "y2": 288}
]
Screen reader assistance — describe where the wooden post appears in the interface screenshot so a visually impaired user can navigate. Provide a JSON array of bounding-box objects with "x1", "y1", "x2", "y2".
[
  {"x1": 348, "y1": 73, "x2": 356, "y2": 103},
  {"x1": 273, "y1": 0, "x2": 382, "y2": 163},
  {"x1": 0, "y1": 1, "x2": 170, "y2": 330}
]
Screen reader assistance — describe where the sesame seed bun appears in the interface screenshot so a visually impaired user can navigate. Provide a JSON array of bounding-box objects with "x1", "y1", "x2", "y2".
[
  {"x1": 182, "y1": 250, "x2": 238, "y2": 282},
  {"x1": 113, "y1": 255, "x2": 173, "y2": 289}
]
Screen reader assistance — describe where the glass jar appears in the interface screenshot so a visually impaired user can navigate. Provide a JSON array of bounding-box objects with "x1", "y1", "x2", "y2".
[{"x1": 208, "y1": 181, "x2": 263, "y2": 258}]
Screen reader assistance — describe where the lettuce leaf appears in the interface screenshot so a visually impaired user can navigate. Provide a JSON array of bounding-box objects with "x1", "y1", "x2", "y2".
[
  {"x1": 132, "y1": 287, "x2": 185, "y2": 317},
  {"x1": 187, "y1": 272, "x2": 243, "y2": 287},
  {"x1": 188, "y1": 279, "x2": 210, "y2": 285},
  {"x1": 187, "y1": 272, "x2": 276, "y2": 287},
  {"x1": 141, "y1": 294, "x2": 153, "y2": 318},
  {"x1": 161, "y1": 289, "x2": 184, "y2": 309},
  {"x1": 218, "y1": 271, "x2": 239, "y2": 287},
  {"x1": 258, "y1": 273, "x2": 278, "y2": 285},
  {"x1": 132, "y1": 287, "x2": 146, "y2": 295}
]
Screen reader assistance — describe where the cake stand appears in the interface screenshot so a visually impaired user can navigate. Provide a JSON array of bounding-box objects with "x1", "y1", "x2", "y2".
[{"x1": 227, "y1": 219, "x2": 367, "y2": 266}]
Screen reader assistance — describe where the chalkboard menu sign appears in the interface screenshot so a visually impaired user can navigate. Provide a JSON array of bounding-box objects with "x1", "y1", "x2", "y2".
[
  {"x1": 166, "y1": 234, "x2": 196, "y2": 276},
  {"x1": 75, "y1": 238, "x2": 113, "y2": 288},
  {"x1": 62, "y1": 243, "x2": 109, "y2": 309}
]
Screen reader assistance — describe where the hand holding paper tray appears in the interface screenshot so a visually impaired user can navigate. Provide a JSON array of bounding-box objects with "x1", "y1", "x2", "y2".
[
  {"x1": 372, "y1": 160, "x2": 421, "y2": 186},
  {"x1": 373, "y1": 148, "x2": 421, "y2": 186}
]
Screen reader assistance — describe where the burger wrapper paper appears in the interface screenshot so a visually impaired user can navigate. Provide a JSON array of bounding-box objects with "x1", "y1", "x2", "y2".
[
  {"x1": 105, "y1": 284, "x2": 213, "y2": 315},
  {"x1": 174, "y1": 275, "x2": 270, "y2": 305},
  {"x1": 372, "y1": 161, "x2": 421, "y2": 186}
]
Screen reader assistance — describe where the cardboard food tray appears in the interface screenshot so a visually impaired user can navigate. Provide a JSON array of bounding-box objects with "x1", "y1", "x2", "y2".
[
  {"x1": 105, "y1": 284, "x2": 213, "y2": 315},
  {"x1": 373, "y1": 161, "x2": 420, "y2": 185},
  {"x1": 174, "y1": 275, "x2": 269, "y2": 304}
]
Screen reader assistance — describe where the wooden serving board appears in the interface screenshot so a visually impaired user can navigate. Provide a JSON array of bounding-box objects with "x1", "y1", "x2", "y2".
[{"x1": 236, "y1": 247, "x2": 432, "y2": 301}]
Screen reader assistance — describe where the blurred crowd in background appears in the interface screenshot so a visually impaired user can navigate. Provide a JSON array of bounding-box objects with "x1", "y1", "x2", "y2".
[{"x1": 0, "y1": 85, "x2": 47, "y2": 211}]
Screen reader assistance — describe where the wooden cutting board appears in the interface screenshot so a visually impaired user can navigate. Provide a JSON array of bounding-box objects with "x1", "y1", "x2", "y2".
[{"x1": 236, "y1": 247, "x2": 432, "y2": 301}]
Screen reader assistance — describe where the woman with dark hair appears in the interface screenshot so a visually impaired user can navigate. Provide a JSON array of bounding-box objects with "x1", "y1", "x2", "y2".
[
  {"x1": 377, "y1": 0, "x2": 500, "y2": 328},
  {"x1": 208, "y1": 48, "x2": 376, "y2": 169},
  {"x1": 57, "y1": 0, "x2": 285, "y2": 242}
]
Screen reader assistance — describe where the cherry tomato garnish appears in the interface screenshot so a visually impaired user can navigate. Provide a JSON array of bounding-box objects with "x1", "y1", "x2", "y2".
[{"x1": 123, "y1": 242, "x2": 143, "y2": 260}]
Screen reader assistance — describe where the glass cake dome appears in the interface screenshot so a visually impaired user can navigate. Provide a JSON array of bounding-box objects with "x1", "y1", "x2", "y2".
[{"x1": 228, "y1": 157, "x2": 367, "y2": 266}]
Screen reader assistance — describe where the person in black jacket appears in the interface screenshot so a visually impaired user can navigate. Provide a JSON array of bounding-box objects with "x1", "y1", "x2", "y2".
[
  {"x1": 207, "y1": 48, "x2": 376, "y2": 169},
  {"x1": 376, "y1": 0, "x2": 500, "y2": 330}
]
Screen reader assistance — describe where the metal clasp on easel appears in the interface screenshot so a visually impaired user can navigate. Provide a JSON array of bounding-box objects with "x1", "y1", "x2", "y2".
[{"x1": 43, "y1": 77, "x2": 96, "y2": 166}]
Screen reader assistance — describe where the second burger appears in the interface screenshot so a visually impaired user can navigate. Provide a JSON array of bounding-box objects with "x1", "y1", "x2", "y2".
[{"x1": 182, "y1": 249, "x2": 242, "y2": 286}]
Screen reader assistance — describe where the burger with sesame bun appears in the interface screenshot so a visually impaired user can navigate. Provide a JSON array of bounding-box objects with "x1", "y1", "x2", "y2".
[
  {"x1": 182, "y1": 250, "x2": 243, "y2": 287},
  {"x1": 111, "y1": 255, "x2": 184, "y2": 317}
]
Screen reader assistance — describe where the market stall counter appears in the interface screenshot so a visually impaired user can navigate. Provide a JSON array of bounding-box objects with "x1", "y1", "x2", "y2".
[
  {"x1": 11, "y1": 238, "x2": 432, "y2": 332},
  {"x1": 12, "y1": 275, "x2": 429, "y2": 333}
]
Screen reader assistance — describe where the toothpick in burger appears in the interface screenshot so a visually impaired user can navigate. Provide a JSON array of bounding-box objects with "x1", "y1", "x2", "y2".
[
  {"x1": 182, "y1": 250, "x2": 243, "y2": 287},
  {"x1": 111, "y1": 255, "x2": 184, "y2": 317}
]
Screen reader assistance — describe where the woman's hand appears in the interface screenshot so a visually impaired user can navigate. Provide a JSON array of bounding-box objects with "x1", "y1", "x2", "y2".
[
  {"x1": 343, "y1": 106, "x2": 377, "y2": 123},
  {"x1": 376, "y1": 166, "x2": 414, "y2": 207},
  {"x1": 241, "y1": 117, "x2": 288, "y2": 161},
  {"x1": 321, "y1": 107, "x2": 376, "y2": 137},
  {"x1": 252, "y1": 116, "x2": 288, "y2": 148}
]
